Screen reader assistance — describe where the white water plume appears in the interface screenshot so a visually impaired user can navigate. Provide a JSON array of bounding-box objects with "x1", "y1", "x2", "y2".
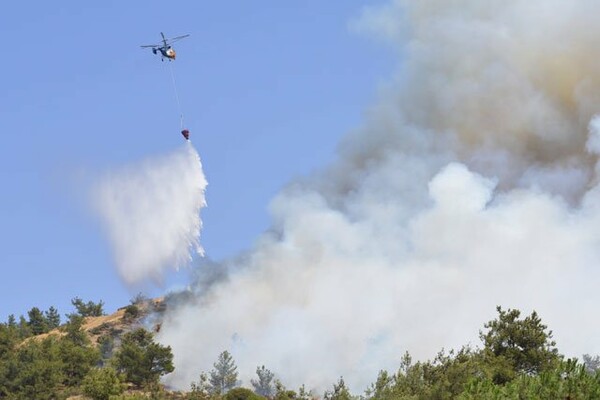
[
  {"x1": 156, "y1": 0, "x2": 600, "y2": 394},
  {"x1": 94, "y1": 143, "x2": 207, "y2": 284}
]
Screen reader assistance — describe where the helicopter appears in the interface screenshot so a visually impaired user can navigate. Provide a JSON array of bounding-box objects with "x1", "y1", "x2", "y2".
[{"x1": 141, "y1": 32, "x2": 190, "y2": 61}]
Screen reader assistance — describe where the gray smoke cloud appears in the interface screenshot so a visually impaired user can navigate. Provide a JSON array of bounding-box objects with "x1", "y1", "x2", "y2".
[
  {"x1": 157, "y1": 0, "x2": 600, "y2": 393},
  {"x1": 93, "y1": 143, "x2": 207, "y2": 284}
]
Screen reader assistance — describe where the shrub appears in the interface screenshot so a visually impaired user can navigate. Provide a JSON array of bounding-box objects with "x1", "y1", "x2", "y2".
[
  {"x1": 81, "y1": 367, "x2": 124, "y2": 400},
  {"x1": 225, "y1": 387, "x2": 265, "y2": 400}
]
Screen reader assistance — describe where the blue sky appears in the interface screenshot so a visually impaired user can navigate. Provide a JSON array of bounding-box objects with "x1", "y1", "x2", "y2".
[{"x1": 0, "y1": 1, "x2": 393, "y2": 320}]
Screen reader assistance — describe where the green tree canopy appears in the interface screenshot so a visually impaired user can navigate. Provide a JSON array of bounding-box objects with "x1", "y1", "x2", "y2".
[
  {"x1": 209, "y1": 350, "x2": 239, "y2": 394},
  {"x1": 45, "y1": 306, "x2": 60, "y2": 329},
  {"x1": 225, "y1": 387, "x2": 265, "y2": 400},
  {"x1": 324, "y1": 377, "x2": 352, "y2": 400},
  {"x1": 70, "y1": 297, "x2": 105, "y2": 317},
  {"x1": 59, "y1": 315, "x2": 100, "y2": 386},
  {"x1": 583, "y1": 354, "x2": 600, "y2": 374},
  {"x1": 27, "y1": 307, "x2": 48, "y2": 335},
  {"x1": 480, "y1": 306, "x2": 559, "y2": 383},
  {"x1": 113, "y1": 328, "x2": 174, "y2": 388},
  {"x1": 17, "y1": 315, "x2": 32, "y2": 338},
  {"x1": 460, "y1": 358, "x2": 600, "y2": 399},
  {"x1": 8, "y1": 337, "x2": 64, "y2": 400},
  {"x1": 81, "y1": 367, "x2": 125, "y2": 400},
  {"x1": 251, "y1": 365, "x2": 275, "y2": 398},
  {"x1": 273, "y1": 380, "x2": 298, "y2": 400},
  {"x1": 0, "y1": 323, "x2": 19, "y2": 360}
]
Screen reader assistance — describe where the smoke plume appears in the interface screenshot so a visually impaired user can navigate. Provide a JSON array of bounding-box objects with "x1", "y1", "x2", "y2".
[
  {"x1": 157, "y1": 0, "x2": 600, "y2": 394},
  {"x1": 94, "y1": 143, "x2": 207, "y2": 284}
]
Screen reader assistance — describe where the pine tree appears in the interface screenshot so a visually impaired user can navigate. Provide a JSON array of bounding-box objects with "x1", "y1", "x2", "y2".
[
  {"x1": 114, "y1": 328, "x2": 174, "y2": 388},
  {"x1": 209, "y1": 351, "x2": 239, "y2": 394},
  {"x1": 70, "y1": 297, "x2": 105, "y2": 317},
  {"x1": 27, "y1": 307, "x2": 48, "y2": 335},
  {"x1": 17, "y1": 315, "x2": 31, "y2": 338},
  {"x1": 251, "y1": 365, "x2": 274, "y2": 397},
  {"x1": 480, "y1": 306, "x2": 559, "y2": 383},
  {"x1": 11, "y1": 337, "x2": 64, "y2": 399},
  {"x1": 59, "y1": 315, "x2": 100, "y2": 386},
  {"x1": 45, "y1": 306, "x2": 60, "y2": 329},
  {"x1": 583, "y1": 354, "x2": 600, "y2": 374},
  {"x1": 324, "y1": 377, "x2": 352, "y2": 400}
]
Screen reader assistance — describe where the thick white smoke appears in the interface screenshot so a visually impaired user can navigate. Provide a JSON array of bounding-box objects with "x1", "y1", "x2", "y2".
[
  {"x1": 587, "y1": 115, "x2": 600, "y2": 155},
  {"x1": 157, "y1": 0, "x2": 600, "y2": 394},
  {"x1": 94, "y1": 143, "x2": 207, "y2": 284}
]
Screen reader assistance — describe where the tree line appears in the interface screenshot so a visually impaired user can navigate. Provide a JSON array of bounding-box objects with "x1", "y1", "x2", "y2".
[{"x1": 1, "y1": 301, "x2": 600, "y2": 399}]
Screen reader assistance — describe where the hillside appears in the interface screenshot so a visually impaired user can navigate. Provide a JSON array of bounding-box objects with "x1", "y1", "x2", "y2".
[{"x1": 28, "y1": 297, "x2": 165, "y2": 347}]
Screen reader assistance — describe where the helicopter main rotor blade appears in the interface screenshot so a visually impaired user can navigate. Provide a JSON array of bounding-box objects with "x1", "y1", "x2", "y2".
[
  {"x1": 140, "y1": 33, "x2": 189, "y2": 49},
  {"x1": 164, "y1": 34, "x2": 190, "y2": 44},
  {"x1": 169, "y1": 34, "x2": 190, "y2": 41}
]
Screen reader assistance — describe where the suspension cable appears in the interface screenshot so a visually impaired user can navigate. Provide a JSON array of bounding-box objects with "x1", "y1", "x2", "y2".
[{"x1": 168, "y1": 62, "x2": 184, "y2": 130}]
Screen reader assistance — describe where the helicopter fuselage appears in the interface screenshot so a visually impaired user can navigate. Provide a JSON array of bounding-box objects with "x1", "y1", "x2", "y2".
[
  {"x1": 142, "y1": 32, "x2": 188, "y2": 62},
  {"x1": 152, "y1": 46, "x2": 176, "y2": 61}
]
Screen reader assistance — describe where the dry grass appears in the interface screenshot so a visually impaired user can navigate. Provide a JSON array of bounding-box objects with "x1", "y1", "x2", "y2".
[{"x1": 25, "y1": 297, "x2": 165, "y2": 345}]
